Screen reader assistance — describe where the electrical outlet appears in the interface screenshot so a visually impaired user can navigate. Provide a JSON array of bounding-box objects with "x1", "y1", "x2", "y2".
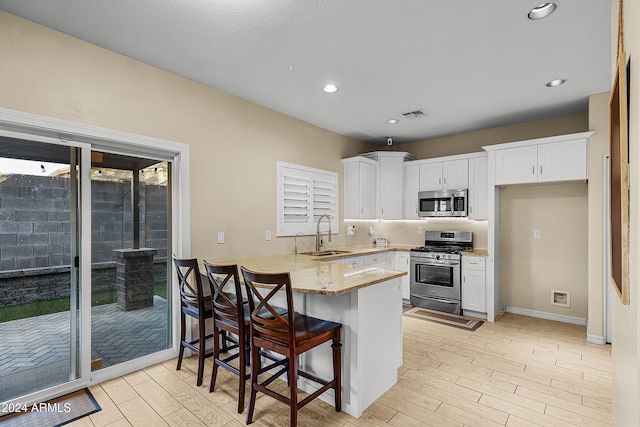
[
  {"x1": 534, "y1": 229, "x2": 541, "y2": 239},
  {"x1": 217, "y1": 231, "x2": 224, "y2": 244},
  {"x1": 417, "y1": 226, "x2": 423, "y2": 235},
  {"x1": 265, "y1": 230, "x2": 271, "y2": 241}
]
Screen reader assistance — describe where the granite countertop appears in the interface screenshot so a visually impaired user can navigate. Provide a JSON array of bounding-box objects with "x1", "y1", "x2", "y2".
[
  {"x1": 208, "y1": 245, "x2": 411, "y2": 296},
  {"x1": 461, "y1": 249, "x2": 489, "y2": 257}
]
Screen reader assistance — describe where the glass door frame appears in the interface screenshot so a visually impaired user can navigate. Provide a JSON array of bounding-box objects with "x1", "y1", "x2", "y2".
[
  {"x1": 0, "y1": 107, "x2": 191, "y2": 406},
  {"x1": 0, "y1": 128, "x2": 92, "y2": 404}
]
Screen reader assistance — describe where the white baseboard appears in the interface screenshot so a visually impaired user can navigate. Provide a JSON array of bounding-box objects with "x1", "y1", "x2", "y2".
[
  {"x1": 504, "y1": 306, "x2": 587, "y2": 326},
  {"x1": 586, "y1": 333, "x2": 606, "y2": 345}
]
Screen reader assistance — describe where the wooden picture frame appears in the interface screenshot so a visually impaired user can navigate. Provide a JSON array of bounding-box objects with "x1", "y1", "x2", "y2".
[{"x1": 609, "y1": 51, "x2": 629, "y2": 304}]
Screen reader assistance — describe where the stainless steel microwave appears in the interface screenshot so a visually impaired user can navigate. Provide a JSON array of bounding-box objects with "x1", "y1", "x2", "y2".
[{"x1": 418, "y1": 189, "x2": 468, "y2": 217}]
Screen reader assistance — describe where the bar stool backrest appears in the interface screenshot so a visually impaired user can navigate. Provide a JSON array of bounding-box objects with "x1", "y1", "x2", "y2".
[
  {"x1": 241, "y1": 267, "x2": 295, "y2": 349},
  {"x1": 203, "y1": 262, "x2": 243, "y2": 326},
  {"x1": 172, "y1": 255, "x2": 211, "y2": 314}
]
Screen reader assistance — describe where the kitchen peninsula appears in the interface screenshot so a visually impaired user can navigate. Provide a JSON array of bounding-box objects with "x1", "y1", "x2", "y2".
[{"x1": 210, "y1": 248, "x2": 407, "y2": 418}]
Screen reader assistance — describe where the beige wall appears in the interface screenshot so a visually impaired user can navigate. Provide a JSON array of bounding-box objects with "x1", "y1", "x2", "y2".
[
  {"x1": 499, "y1": 182, "x2": 588, "y2": 319},
  {"x1": 0, "y1": 11, "x2": 373, "y2": 261},
  {"x1": 587, "y1": 92, "x2": 611, "y2": 340},
  {"x1": 612, "y1": 0, "x2": 640, "y2": 424},
  {"x1": 396, "y1": 112, "x2": 588, "y2": 159}
]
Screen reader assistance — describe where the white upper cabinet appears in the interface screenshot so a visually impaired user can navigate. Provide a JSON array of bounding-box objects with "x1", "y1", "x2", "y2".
[
  {"x1": 404, "y1": 163, "x2": 420, "y2": 220},
  {"x1": 419, "y1": 159, "x2": 468, "y2": 191},
  {"x1": 418, "y1": 162, "x2": 442, "y2": 191},
  {"x1": 494, "y1": 145, "x2": 537, "y2": 185},
  {"x1": 468, "y1": 156, "x2": 488, "y2": 220},
  {"x1": 377, "y1": 155, "x2": 406, "y2": 219},
  {"x1": 343, "y1": 156, "x2": 376, "y2": 219},
  {"x1": 346, "y1": 152, "x2": 415, "y2": 220},
  {"x1": 494, "y1": 138, "x2": 588, "y2": 185},
  {"x1": 537, "y1": 139, "x2": 588, "y2": 182}
]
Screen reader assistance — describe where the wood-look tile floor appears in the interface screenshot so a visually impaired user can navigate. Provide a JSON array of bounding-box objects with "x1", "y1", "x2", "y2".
[{"x1": 71, "y1": 312, "x2": 612, "y2": 426}]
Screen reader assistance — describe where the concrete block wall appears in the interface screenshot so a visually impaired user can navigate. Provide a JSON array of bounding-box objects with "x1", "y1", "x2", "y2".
[{"x1": 0, "y1": 174, "x2": 169, "y2": 307}]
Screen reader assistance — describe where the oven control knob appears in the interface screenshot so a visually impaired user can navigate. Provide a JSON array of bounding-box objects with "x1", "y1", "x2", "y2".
[{"x1": 435, "y1": 255, "x2": 441, "y2": 260}]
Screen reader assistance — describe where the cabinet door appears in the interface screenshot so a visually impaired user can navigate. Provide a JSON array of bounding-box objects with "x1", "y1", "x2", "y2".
[
  {"x1": 343, "y1": 161, "x2": 360, "y2": 219},
  {"x1": 468, "y1": 157, "x2": 488, "y2": 220},
  {"x1": 378, "y1": 156, "x2": 404, "y2": 219},
  {"x1": 359, "y1": 161, "x2": 377, "y2": 219},
  {"x1": 495, "y1": 145, "x2": 538, "y2": 185},
  {"x1": 462, "y1": 270, "x2": 486, "y2": 312},
  {"x1": 537, "y1": 139, "x2": 587, "y2": 182},
  {"x1": 394, "y1": 252, "x2": 411, "y2": 300},
  {"x1": 419, "y1": 162, "x2": 443, "y2": 191},
  {"x1": 404, "y1": 164, "x2": 420, "y2": 219},
  {"x1": 442, "y1": 159, "x2": 469, "y2": 189}
]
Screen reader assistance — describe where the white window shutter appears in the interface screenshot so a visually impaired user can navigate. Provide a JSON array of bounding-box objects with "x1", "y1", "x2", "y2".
[{"x1": 277, "y1": 162, "x2": 338, "y2": 236}]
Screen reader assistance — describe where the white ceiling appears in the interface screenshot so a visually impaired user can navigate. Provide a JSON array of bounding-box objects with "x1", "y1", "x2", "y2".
[{"x1": 0, "y1": 0, "x2": 612, "y2": 145}]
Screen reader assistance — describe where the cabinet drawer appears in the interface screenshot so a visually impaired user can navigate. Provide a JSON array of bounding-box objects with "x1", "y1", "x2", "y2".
[
  {"x1": 330, "y1": 255, "x2": 364, "y2": 266},
  {"x1": 462, "y1": 256, "x2": 485, "y2": 271},
  {"x1": 364, "y1": 253, "x2": 387, "y2": 267}
]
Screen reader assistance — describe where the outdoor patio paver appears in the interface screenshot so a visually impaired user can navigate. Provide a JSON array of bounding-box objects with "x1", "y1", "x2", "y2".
[{"x1": 0, "y1": 295, "x2": 169, "y2": 402}]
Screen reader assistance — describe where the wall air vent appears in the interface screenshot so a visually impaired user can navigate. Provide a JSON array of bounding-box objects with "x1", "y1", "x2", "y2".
[{"x1": 401, "y1": 109, "x2": 428, "y2": 119}]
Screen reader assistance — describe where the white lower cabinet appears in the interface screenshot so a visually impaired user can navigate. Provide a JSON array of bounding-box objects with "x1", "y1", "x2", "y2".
[
  {"x1": 363, "y1": 253, "x2": 387, "y2": 268},
  {"x1": 332, "y1": 255, "x2": 364, "y2": 266},
  {"x1": 461, "y1": 255, "x2": 486, "y2": 313},
  {"x1": 329, "y1": 251, "x2": 410, "y2": 300},
  {"x1": 394, "y1": 252, "x2": 410, "y2": 300}
]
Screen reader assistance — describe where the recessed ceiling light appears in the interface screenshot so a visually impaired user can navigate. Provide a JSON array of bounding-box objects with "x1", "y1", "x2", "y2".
[
  {"x1": 323, "y1": 84, "x2": 338, "y2": 93},
  {"x1": 528, "y1": 2, "x2": 558, "y2": 20},
  {"x1": 386, "y1": 119, "x2": 399, "y2": 124},
  {"x1": 546, "y1": 78, "x2": 566, "y2": 87}
]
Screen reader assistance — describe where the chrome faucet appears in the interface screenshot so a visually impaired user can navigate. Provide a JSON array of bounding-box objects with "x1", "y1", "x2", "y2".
[{"x1": 315, "y1": 214, "x2": 332, "y2": 251}]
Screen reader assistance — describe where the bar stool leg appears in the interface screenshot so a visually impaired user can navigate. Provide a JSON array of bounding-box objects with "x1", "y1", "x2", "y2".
[
  {"x1": 332, "y1": 336, "x2": 342, "y2": 411},
  {"x1": 209, "y1": 327, "x2": 220, "y2": 392},
  {"x1": 288, "y1": 355, "x2": 298, "y2": 427},
  {"x1": 177, "y1": 313, "x2": 186, "y2": 371},
  {"x1": 196, "y1": 319, "x2": 207, "y2": 386},
  {"x1": 237, "y1": 333, "x2": 246, "y2": 413},
  {"x1": 246, "y1": 345, "x2": 260, "y2": 424}
]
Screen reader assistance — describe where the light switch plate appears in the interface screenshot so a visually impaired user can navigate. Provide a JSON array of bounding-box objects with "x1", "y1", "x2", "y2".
[
  {"x1": 217, "y1": 231, "x2": 224, "y2": 244},
  {"x1": 265, "y1": 230, "x2": 272, "y2": 241}
]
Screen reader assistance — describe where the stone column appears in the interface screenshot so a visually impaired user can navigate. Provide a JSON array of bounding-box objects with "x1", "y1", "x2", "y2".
[{"x1": 113, "y1": 248, "x2": 157, "y2": 311}]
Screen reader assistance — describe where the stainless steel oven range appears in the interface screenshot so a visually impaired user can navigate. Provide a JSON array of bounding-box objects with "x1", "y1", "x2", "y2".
[{"x1": 410, "y1": 231, "x2": 473, "y2": 315}]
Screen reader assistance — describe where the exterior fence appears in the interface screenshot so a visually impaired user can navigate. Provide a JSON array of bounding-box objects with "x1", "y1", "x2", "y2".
[{"x1": 0, "y1": 174, "x2": 168, "y2": 308}]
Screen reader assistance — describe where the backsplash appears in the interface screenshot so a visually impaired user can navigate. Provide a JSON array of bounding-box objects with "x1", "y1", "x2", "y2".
[{"x1": 343, "y1": 219, "x2": 488, "y2": 249}]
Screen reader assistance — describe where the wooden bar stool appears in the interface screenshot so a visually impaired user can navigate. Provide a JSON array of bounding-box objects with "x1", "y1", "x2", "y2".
[
  {"x1": 172, "y1": 255, "x2": 214, "y2": 386},
  {"x1": 241, "y1": 267, "x2": 342, "y2": 427},
  {"x1": 204, "y1": 262, "x2": 288, "y2": 414},
  {"x1": 203, "y1": 262, "x2": 251, "y2": 413}
]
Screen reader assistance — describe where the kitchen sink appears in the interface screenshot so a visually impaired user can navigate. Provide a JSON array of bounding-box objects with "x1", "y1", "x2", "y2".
[{"x1": 300, "y1": 250, "x2": 352, "y2": 257}]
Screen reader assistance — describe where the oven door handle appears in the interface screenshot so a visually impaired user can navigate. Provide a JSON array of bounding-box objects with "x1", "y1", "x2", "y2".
[
  {"x1": 410, "y1": 294, "x2": 458, "y2": 304},
  {"x1": 415, "y1": 260, "x2": 459, "y2": 267}
]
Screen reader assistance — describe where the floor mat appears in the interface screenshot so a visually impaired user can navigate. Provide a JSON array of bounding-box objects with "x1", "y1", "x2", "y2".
[
  {"x1": 403, "y1": 307, "x2": 484, "y2": 331},
  {"x1": 0, "y1": 388, "x2": 101, "y2": 427}
]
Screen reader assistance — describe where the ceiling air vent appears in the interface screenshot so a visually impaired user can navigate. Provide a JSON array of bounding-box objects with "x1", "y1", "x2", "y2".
[{"x1": 401, "y1": 109, "x2": 428, "y2": 119}]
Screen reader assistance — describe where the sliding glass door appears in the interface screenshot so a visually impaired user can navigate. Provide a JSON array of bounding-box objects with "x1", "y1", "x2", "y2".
[
  {"x1": 0, "y1": 140, "x2": 174, "y2": 403},
  {"x1": 89, "y1": 152, "x2": 171, "y2": 371},
  {"x1": 0, "y1": 136, "x2": 82, "y2": 402}
]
